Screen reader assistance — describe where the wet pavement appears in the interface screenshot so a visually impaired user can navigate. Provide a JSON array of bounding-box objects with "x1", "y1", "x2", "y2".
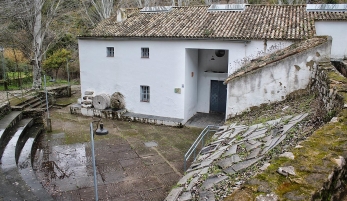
[
  {"x1": 33, "y1": 131, "x2": 183, "y2": 200},
  {"x1": 1, "y1": 85, "x2": 204, "y2": 200}
]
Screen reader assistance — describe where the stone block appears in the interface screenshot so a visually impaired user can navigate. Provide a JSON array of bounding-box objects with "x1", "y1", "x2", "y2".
[
  {"x1": 231, "y1": 157, "x2": 263, "y2": 172},
  {"x1": 218, "y1": 155, "x2": 241, "y2": 169},
  {"x1": 84, "y1": 91, "x2": 94, "y2": 95},
  {"x1": 177, "y1": 170, "x2": 200, "y2": 185},
  {"x1": 279, "y1": 152, "x2": 294, "y2": 160},
  {"x1": 201, "y1": 175, "x2": 228, "y2": 190},
  {"x1": 247, "y1": 148, "x2": 261, "y2": 159},
  {"x1": 224, "y1": 144, "x2": 239, "y2": 157},
  {"x1": 165, "y1": 187, "x2": 184, "y2": 201}
]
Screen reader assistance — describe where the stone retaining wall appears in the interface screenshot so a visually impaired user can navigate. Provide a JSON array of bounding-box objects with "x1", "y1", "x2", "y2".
[
  {"x1": 22, "y1": 109, "x2": 45, "y2": 124},
  {"x1": 0, "y1": 103, "x2": 11, "y2": 119},
  {"x1": 311, "y1": 62, "x2": 344, "y2": 114}
]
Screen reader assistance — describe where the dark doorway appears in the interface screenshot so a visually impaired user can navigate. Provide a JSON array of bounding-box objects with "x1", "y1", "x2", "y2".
[{"x1": 210, "y1": 80, "x2": 227, "y2": 113}]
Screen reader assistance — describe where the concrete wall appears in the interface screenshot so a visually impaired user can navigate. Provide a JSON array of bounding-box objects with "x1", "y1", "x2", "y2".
[
  {"x1": 226, "y1": 39, "x2": 332, "y2": 117},
  {"x1": 315, "y1": 21, "x2": 347, "y2": 60},
  {"x1": 78, "y1": 39, "x2": 292, "y2": 121}
]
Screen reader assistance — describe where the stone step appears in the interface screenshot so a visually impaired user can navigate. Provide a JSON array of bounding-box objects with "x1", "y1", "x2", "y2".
[
  {"x1": 16, "y1": 96, "x2": 40, "y2": 108},
  {"x1": 0, "y1": 111, "x2": 22, "y2": 145},
  {"x1": 17, "y1": 124, "x2": 53, "y2": 201},
  {"x1": 1, "y1": 118, "x2": 33, "y2": 171}
]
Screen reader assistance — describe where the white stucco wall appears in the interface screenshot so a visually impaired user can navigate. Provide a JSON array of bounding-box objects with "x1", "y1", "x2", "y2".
[
  {"x1": 78, "y1": 38, "x2": 293, "y2": 121},
  {"x1": 226, "y1": 39, "x2": 332, "y2": 118},
  {"x1": 315, "y1": 21, "x2": 347, "y2": 60},
  {"x1": 184, "y1": 49, "x2": 198, "y2": 122}
]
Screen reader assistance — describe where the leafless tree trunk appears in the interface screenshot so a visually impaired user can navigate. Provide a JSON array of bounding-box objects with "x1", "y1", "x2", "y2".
[{"x1": 0, "y1": 0, "x2": 62, "y2": 89}]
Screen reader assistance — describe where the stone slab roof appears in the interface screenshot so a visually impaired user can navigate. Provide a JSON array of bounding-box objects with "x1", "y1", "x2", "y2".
[
  {"x1": 224, "y1": 36, "x2": 328, "y2": 83},
  {"x1": 83, "y1": 5, "x2": 347, "y2": 40}
]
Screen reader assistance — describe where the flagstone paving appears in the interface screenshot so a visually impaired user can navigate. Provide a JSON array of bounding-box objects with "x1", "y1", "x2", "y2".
[{"x1": 166, "y1": 113, "x2": 309, "y2": 201}]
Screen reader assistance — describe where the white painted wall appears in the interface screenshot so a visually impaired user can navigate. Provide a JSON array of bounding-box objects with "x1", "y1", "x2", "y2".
[
  {"x1": 78, "y1": 38, "x2": 292, "y2": 121},
  {"x1": 184, "y1": 49, "x2": 198, "y2": 122},
  {"x1": 79, "y1": 40, "x2": 186, "y2": 119},
  {"x1": 315, "y1": 21, "x2": 347, "y2": 59},
  {"x1": 226, "y1": 39, "x2": 331, "y2": 118}
]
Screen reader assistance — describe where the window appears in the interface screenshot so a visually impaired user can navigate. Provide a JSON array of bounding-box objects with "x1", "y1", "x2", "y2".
[
  {"x1": 141, "y1": 48, "x2": 149, "y2": 58},
  {"x1": 107, "y1": 47, "x2": 114, "y2": 57},
  {"x1": 140, "y1": 86, "x2": 150, "y2": 102}
]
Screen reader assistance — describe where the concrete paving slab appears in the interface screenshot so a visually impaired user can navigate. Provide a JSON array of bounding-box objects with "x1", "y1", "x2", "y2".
[
  {"x1": 245, "y1": 128, "x2": 267, "y2": 140},
  {"x1": 207, "y1": 150, "x2": 224, "y2": 161},
  {"x1": 177, "y1": 169, "x2": 200, "y2": 185},
  {"x1": 185, "y1": 113, "x2": 224, "y2": 128},
  {"x1": 247, "y1": 148, "x2": 261, "y2": 159},
  {"x1": 265, "y1": 118, "x2": 281, "y2": 126},
  {"x1": 245, "y1": 141, "x2": 262, "y2": 151},
  {"x1": 223, "y1": 166, "x2": 236, "y2": 175},
  {"x1": 179, "y1": 191, "x2": 193, "y2": 201},
  {"x1": 224, "y1": 144, "x2": 238, "y2": 157},
  {"x1": 199, "y1": 190, "x2": 216, "y2": 201},
  {"x1": 218, "y1": 154, "x2": 241, "y2": 169},
  {"x1": 199, "y1": 167, "x2": 209, "y2": 175},
  {"x1": 187, "y1": 176, "x2": 199, "y2": 191},
  {"x1": 242, "y1": 125, "x2": 258, "y2": 137},
  {"x1": 165, "y1": 187, "x2": 184, "y2": 201},
  {"x1": 230, "y1": 157, "x2": 263, "y2": 172},
  {"x1": 144, "y1": 141, "x2": 158, "y2": 147},
  {"x1": 201, "y1": 175, "x2": 228, "y2": 189}
]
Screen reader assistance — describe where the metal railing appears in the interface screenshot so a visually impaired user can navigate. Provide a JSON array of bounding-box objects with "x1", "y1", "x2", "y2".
[
  {"x1": 184, "y1": 125, "x2": 219, "y2": 172},
  {"x1": 6, "y1": 88, "x2": 38, "y2": 108}
]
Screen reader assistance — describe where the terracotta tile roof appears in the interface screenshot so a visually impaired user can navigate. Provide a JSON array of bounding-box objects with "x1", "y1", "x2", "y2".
[
  {"x1": 84, "y1": 5, "x2": 347, "y2": 40},
  {"x1": 310, "y1": 11, "x2": 347, "y2": 20}
]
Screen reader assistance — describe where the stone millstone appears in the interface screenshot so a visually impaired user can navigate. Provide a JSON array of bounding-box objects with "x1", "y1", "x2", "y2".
[
  {"x1": 110, "y1": 92, "x2": 126, "y2": 110},
  {"x1": 92, "y1": 93, "x2": 111, "y2": 109}
]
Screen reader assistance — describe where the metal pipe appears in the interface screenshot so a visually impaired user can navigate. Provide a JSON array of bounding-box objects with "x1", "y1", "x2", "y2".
[
  {"x1": 90, "y1": 122, "x2": 99, "y2": 201},
  {"x1": 44, "y1": 75, "x2": 49, "y2": 118},
  {"x1": 66, "y1": 58, "x2": 70, "y2": 87},
  {"x1": 1, "y1": 47, "x2": 5, "y2": 81}
]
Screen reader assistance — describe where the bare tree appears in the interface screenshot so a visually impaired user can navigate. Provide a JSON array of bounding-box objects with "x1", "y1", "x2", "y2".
[
  {"x1": 80, "y1": 0, "x2": 115, "y2": 26},
  {"x1": 0, "y1": 0, "x2": 63, "y2": 89}
]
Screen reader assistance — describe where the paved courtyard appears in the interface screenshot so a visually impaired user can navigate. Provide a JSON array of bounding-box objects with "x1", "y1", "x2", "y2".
[{"x1": 31, "y1": 87, "x2": 203, "y2": 200}]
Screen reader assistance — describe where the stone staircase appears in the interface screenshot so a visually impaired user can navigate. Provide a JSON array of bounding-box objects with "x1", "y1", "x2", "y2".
[
  {"x1": 12, "y1": 95, "x2": 47, "y2": 110},
  {"x1": 0, "y1": 110, "x2": 53, "y2": 201}
]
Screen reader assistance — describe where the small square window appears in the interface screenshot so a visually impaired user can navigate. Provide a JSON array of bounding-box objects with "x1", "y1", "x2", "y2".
[
  {"x1": 141, "y1": 48, "x2": 149, "y2": 58},
  {"x1": 140, "y1": 86, "x2": 150, "y2": 102},
  {"x1": 107, "y1": 47, "x2": 114, "y2": 57}
]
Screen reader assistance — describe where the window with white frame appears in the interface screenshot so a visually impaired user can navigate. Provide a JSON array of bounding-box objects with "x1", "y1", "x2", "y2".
[
  {"x1": 141, "y1": 48, "x2": 149, "y2": 58},
  {"x1": 140, "y1": 86, "x2": 150, "y2": 102},
  {"x1": 107, "y1": 47, "x2": 114, "y2": 57}
]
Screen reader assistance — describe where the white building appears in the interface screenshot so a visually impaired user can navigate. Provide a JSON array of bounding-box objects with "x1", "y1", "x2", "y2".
[{"x1": 78, "y1": 4, "x2": 347, "y2": 124}]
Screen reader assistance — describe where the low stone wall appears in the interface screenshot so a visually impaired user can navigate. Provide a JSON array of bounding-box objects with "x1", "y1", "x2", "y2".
[
  {"x1": 22, "y1": 109, "x2": 45, "y2": 124},
  {"x1": 311, "y1": 61, "x2": 344, "y2": 114},
  {"x1": 47, "y1": 86, "x2": 71, "y2": 98},
  {"x1": 0, "y1": 103, "x2": 11, "y2": 119},
  {"x1": 332, "y1": 60, "x2": 347, "y2": 78}
]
